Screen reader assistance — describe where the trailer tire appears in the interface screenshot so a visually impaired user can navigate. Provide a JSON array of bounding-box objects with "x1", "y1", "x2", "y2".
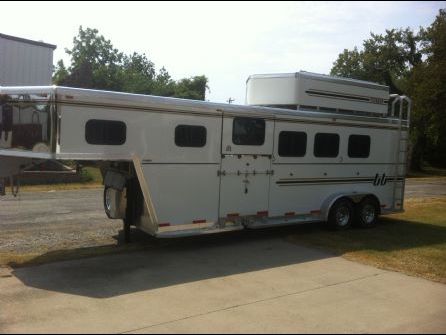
[
  {"x1": 355, "y1": 196, "x2": 380, "y2": 228},
  {"x1": 103, "y1": 187, "x2": 113, "y2": 219},
  {"x1": 123, "y1": 218, "x2": 131, "y2": 243},
  {"x1": 328, "y1": 198, "x2": 354, "y2": 230}
]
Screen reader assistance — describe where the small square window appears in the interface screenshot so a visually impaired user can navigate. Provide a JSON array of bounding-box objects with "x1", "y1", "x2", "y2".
[
  {"x1": 314, "y1": 133, "x2": 339, "y2": 158},
  {"x1": 175, "y1": 125, "x2": 207, "y2": 147},
  {"x1": 278, "y1": 131, "x2": 307, "y2": 157},
  {"x1": 85, "y1": 119, "x2": 126, "y2": 145},
  {"x1": 232, "y1": 117, "x2": 265, "y2": 146},
  {"x1": 348, "y1": 135, "x2": 370, "y2": 158}
]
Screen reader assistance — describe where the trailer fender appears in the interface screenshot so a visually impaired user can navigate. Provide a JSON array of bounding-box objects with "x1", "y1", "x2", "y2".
[
  {"x1": 104, "y1": 170, "x2": 127, "y2": 191},
  {"x1": 321, "y1": 192, "x2": 380, "y2": 222},
  {"x1": 131, "y1": 155, "x2": 159, "y2": 232}
]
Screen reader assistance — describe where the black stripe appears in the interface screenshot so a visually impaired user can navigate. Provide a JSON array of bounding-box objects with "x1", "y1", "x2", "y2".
[
  {"x1": 277, "y1": 178, "x2": 374, "y2": 185},
  {"x1": 307, "y1": 90, "x2": 370, "y2": 102},
  {"x1": 278, "y1": 176, "x2": 404, "y2": 181},
  {"x1": 272, "y1": 162, "x2": 406, "y2": 165},
  {"x1": 305, "y1": 89, "x2": 386, "y2": 105},
  {"x1": 276, "y1": 177, "x2": 404, "y2": 185},
  {"x1": 278, "y1": 181, "x2": 373, "y2": 186},
  {"x1": 141, "y1": 162, "x2": 220, "y2": 165}
]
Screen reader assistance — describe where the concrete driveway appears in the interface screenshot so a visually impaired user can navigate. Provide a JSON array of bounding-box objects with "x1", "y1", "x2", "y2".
[{"x1": 1, "y1": 231, "x2": 446, "y2": 333}]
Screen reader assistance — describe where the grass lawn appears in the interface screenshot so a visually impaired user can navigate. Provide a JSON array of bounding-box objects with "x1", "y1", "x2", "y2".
[
  {"x1": 20, "y1": 166, "x2": 103, "y2": 192},
  {"x1": 288, "y1": 196, "x2": 446, "y2": 284}
]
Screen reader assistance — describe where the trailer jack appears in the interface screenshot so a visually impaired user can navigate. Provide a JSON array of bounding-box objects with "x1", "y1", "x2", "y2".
[{"x1": 10, "y1": 176, "x2": 20, "y2": 197}]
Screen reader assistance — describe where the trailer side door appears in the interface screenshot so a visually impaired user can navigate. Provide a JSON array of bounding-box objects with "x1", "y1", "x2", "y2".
[{"x1": 219, "y1": 115, "x2": 274, "y2": 219}]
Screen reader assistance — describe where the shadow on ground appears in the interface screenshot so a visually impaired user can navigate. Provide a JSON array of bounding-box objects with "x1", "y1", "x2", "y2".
[
  {"x1": 10, "y1": 225, "x2": 333, "y2": 298},
  {"x1": 10, "y1": 218, "x2": 446, "y2": 298}
]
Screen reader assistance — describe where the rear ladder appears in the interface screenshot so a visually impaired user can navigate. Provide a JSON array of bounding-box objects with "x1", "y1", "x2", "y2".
[{"x1": 389, "y1": 94, "x2": 411, "y2": 211}]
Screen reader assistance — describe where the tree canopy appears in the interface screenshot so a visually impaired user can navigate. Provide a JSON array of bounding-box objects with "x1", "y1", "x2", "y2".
[
  {"x1": 53, "y1": 27, "x2": 208, "y2": 100},
  {"x1": 331, "y1": 9, "x2": 446, "y2": 169}
]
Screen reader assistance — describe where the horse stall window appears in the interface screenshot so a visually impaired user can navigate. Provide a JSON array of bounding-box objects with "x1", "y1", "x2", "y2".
[
  {"x1": 314, "y1": 133, "x2": 340, "y2": 158},
  {"x1": 175, "y1": 125, "x2": 207, "y2": 147},
  {"x1": 278, "y1": 131, "x2": 307, "y2": 157},
  {"x1": 85, "y1": 120, "x2": 126, "y2": 145},
  {"x1": 348, "y1": 135, "x2": 371, "y2": 158},
  {"x1": 232, "y1": 117, "x2": 265, "y2": 146}
]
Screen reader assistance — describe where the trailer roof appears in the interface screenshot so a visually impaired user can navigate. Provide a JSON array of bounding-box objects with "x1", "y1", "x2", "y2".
[
  {"x1": 247, "y1": 71, "x2": 389, "y2": 92},
  {"x1": 0, "y1": 85, "x2": 403, "y2": 128}
]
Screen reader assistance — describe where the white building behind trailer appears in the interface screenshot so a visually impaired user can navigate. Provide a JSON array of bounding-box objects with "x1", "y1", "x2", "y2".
[
  {"x1": 0, "y1": 71, "x2": 411, "y2": 240},
  {"x1": 0, "y1": 33, "x2": 56, "y2": 86}
]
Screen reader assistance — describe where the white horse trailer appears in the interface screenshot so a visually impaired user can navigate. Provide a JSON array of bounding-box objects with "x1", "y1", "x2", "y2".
[{"x1": 0, "y1": 72, "x2": 411, "y2": 240}]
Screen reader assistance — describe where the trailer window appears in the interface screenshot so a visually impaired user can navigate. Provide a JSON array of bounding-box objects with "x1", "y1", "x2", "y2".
[
  {"x1": 278, "y1": 131, "x2": 307, "y2": 157},
  {"x1": 314, "y1": 133, "x2": 339, "y2": 157},
  {"x1": 348, "y1": 135, "x2": 370, "y2": 158},
  {"x1": 175, "y1": 125, "x2": 207, "y2": 147},
  {"x1": 85, "y1": 120, "x2": 126, "y2": 145},
  {"x1": 0, "y1": 93, "x2": 54, "y2": 152},
  {"x1": 232, "y1": 117, "x2": 265, "y2": 146}
]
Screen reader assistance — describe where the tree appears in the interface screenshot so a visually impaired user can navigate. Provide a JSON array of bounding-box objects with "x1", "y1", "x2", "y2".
[
  {"x1": 407, "y1": 9, "x2": 446, "y2": 169},
  {"x1": 53, "y1": 26, "x2": 208, "y2": 100},
  {"x1": 173, "y1": 76, "x2": 209, "y2": 100},
  {"x1": 330, "y1": 9, "x2": 446, "y2": 169},
  {"x1": 331, "y1": 29, "x2": 422, "y2": 94}
]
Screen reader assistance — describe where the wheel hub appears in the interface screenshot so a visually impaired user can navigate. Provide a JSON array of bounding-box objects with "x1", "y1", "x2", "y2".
[
  {"x1": 362, "y1": 204, "x2": 375, "y2": 224},
  {"x1": 336, "y1": 207, "x2": 350, "y2": 226}
]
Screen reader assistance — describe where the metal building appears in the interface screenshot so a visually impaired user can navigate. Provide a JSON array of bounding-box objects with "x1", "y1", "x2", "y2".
[{"x1": 0, "y1": 33, "x2": 56, "y2": 86}]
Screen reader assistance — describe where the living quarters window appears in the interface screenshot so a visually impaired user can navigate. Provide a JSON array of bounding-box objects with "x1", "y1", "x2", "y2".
[
  {"x1": 232, "y1": 117, "x2": 265, "y2": 146},
  {"x1": 175, "y1": 125, "x2": 207, "y2": 147},
  {"x1": 85, "y1": 119, "x2": 126, "y2": 145},
  {"x1": 348, "y1": 135, "x2": 370, "y2": 158},
  {"x1": 314, "y1": 133, "x2": 339, "y2": 157},
  {"x1": 278, "y1": 131, "x2": 307, "y2": 157}
]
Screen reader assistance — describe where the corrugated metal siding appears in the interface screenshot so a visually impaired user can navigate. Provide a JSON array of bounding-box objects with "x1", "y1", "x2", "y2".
[
  {"x1": 0, "y1": 41, "x2": 4, "y2": 83},
  {"x1": 0, "y1": 36, "x2": 54, "y2": 86}
]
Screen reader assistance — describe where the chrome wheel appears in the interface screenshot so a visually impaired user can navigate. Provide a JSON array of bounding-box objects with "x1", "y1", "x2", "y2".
[
  {"x1": 361, "y1": 204, "x2": 376, "y2": 224},
  {"x1": 328, "y1": 198, "x2": 354, "y2": 230},
  {"x1": 105, "y1": 188, "x2": 113, "y2": 213},
  {"x1": 336, "y1": 206, "x2": 350, "y2": 227},
  {"x1": 356, "y1": 197, "x2": 380, "y2": 228}
]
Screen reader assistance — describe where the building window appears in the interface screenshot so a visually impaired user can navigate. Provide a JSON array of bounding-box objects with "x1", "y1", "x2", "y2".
[
  {"x1": 85, "y1": 119, "x2": 126, "y2": 145},
  {"x1": 175, "y1": 125, "x2": 207, "y2": 147},
  {"x1": 348, "y1": 135, "x2": 370, "y2": 158},
  {"x1": 232, "y1": 117, "x2": 265, "y2": 146},
  {"x1": 314, "y1": 133, "x2": 339, "y2": 157},
  {"x1": 278, "y1": 131, "x2": 307, "y2": 157}
]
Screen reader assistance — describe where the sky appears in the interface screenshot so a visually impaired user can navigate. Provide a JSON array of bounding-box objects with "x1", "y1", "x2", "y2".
[{"x1": 1, "y1": 1, "x2": 445, "y2": 103}]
